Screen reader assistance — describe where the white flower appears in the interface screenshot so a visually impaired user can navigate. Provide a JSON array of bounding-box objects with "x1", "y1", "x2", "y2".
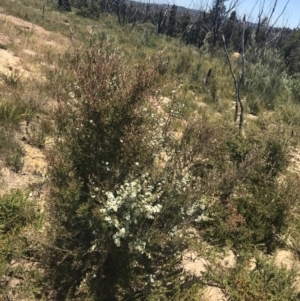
[
  {"x1": 113, "y1": 219, "x2": 120, "y2": 228},
  {"x1": 149, "y1": 274, "x2": 155, "y2": 283},
  {"x1": 106, "y1": 191, "x2": 115, "y2": 200},
  {"x1": 105, "y1": 216, "x2": 112, "y2": 222},
  {"x1": 119, "y1": 227, "x2": 126, "y2": 237},
  {"x1": 113, "y1": 235, "x2": 121, "y2": 247}
]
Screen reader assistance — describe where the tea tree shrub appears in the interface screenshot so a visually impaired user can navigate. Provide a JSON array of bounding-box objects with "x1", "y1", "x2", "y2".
[
  {"x1": 201, "y1": 255, "x2": 299, "y2": 301},
  {"x1": 178, "y1": 118, "x2": 297, "y2": 254},
  {"x1": 43, "y1": 42, "x2": 200, "y2": 300}
]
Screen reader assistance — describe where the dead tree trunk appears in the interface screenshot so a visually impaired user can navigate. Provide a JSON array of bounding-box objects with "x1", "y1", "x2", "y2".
[{"x1": 222, "y1": 35, "x2": 244, "y2": 130}]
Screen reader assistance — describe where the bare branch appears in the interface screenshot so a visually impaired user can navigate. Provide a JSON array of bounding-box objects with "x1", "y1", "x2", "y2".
[
  {"x1": 222, "y1": 35, "x2": 244, "y2": 130},
  {"x1": 265, "y1": 0, "x2": 290, "y2": 39},
  {"x1": 267, "y1": 0, "x2": 278, "y2": 25},
  {"x1": 255, "y1": 0, "x2": 266, "y2": 37}
]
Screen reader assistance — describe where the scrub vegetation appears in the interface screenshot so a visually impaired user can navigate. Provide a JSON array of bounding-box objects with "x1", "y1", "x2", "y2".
[{"x1": 1, "y1": 0, "x2": 300, "y2": 300}]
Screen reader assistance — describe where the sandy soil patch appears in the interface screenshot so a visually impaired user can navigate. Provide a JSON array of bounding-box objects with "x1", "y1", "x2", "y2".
[
  {"x1": 202, "y1": 287, "x2": 228, "y2": 301},
  {"x1": 0, "y1": 32, "x2": 11, "y2": 45},
  {"x1": 245, "y1": 113, "x2": 258, "y2": 120},
  {"x1": 182, "y1": 249, "x2": 234, "y2": 301},
  {"x1": 274, "y1": 249, "x2": 296, "y2": 269},
  {"x1": 0, "y1": 13, "x2": 51, "y2": 37},
  {"x1": 0, "y1": 48, "x2": 19, "y2": 70},
  {"x1": 0, "y1": 166, "x2": 44, "y2": 193},
  {"x1": 154, "y1": 151, "x2": 169, "y2": 169},
  {"x1": 0, "y1": 48, "x2": 34, "y2": 79},
  {"x1": 0, "y1": 142, "x2": 47, "y2": 191},
  {"x1": 182, "y1": 250, "x2": 209, "y2": 276},
  {"x1": 22, "y1": 143, "x2": 47, "y2": 176},
  {"x1": 274, "y1": 249, "x2": 300, "y2": 292},
  {"x1": 196, "y1": 101, "x2": 208, "y2": 108}
]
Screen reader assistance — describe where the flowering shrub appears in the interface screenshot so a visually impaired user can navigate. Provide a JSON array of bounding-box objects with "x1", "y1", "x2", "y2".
[
  {"x1": 95, "y1": 175, "x2": 163, "y2": 249},
  {"x1": 42, "y1": 37, "x2": 299, "y2": 301},
  {"x1": 43, "y1": 42, "x2": 202, "y2": 300}
]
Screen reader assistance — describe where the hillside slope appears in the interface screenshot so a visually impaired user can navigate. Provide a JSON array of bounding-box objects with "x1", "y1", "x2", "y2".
[{"x1": 0, "y1": 1, "x2": 300, "y2": 300}]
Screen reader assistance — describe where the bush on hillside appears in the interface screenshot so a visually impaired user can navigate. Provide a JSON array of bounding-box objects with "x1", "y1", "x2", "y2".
[
  {"x1": 43, "y1": 42, "x2": 201, "y2": 300},
  {"x1": 178, "y1": 118, "x2": 296, "y2": 253}
]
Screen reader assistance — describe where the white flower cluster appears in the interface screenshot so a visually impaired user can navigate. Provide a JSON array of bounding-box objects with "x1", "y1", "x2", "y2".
[
  {"x1": 128, "y1": 238, "x2": 152, "y2": 258},
  {"x1": 174, "y1": 171, "x2": 191, "y2": 194},
  {"x1": 94, "y1": 174, "x2": 163, "y2": 248},
  {"x1": 170, "y1": 101, "x2": 186, "y2": 118},
  {"x1": 181, "y1": 197, "x2": 211, "y2": 223}
]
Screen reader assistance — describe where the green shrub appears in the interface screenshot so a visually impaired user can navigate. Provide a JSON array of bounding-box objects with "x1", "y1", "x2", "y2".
[
  {"x1": 0, "y1": 99, "x2": 35, "y2": 128},
  {"x1": 179, "y1": 119, "x2": 296, "y2": 253},
  {"x1": 243, "y1": 46, "x2": 287, "y2": 108},
  {"x1": 202, "y1": 255, "x2": 299, "y2": 300},
  {"x1": 289, "y1": 75, "x2": 300, "y2": 102},
  {"x1": 0, "y1": 191, "x2": 34, "y2": 234},
  {"x1": 43, "y1": 42, "x2": 199, "y2": 300},
  {"x1": 0, "y1": 190, "x2": 39, "y2": 299},
  {"x1": 0, "y1": 129, "x2": 24, "y2": 172}
]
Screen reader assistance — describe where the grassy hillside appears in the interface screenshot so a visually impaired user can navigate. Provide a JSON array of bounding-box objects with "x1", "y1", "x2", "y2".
[{"x1": 0, "y1": 0, "x2": 300, "y2": 300}]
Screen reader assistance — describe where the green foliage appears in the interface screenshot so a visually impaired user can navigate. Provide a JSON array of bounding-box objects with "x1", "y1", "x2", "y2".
[
  {"x1": 58, "y1": 0, "x2": 72, "y2": 12},
  {"x1": 288, "y1": 75, "x2": 300, "y2": 102},
  {"x1": 166, "y1": 5, "x2": 177, "y2": 38},
  {"x1": 43, "y1": 41, "x2": 200, "y2": 300},
  {"x1": 278, "y1": 102, "x2": 300, "y2": 127},
  {"x1": 202, "y1": 255, "x2": 299, "y2": 300},
  {"x1": 174, "y1": 49, "x2": 193, "y2": 75},
  {"x1": 0, "y1": 191, "x2": 34, "y2": 234},
  {"x1": 0, "y1": 99, "x2": 35, "y2": 129},
  {"x1": 0, "y1": 191, "x2": 40, "y2": 299},
  {"x1": 72, "y1": 0, "x2": 101, "y2": 19},
  {"x1": 5, "y1": 149, "x2": 24, "y2": 173},
  {"x1": 244, "y1": 46, "x2": 288, "y2": 108},
  {"x1": 0, "y1": 129, "x2": 24, "y2": 172},
  {"x1": 2, "y1": 1, "x2": 300, "y2": 299},
  {"x1": 284, "y1": 29, "x2": 300, "y2": 75},
  {"x1": 177, "y1": 12, "x2": 191, "y2": 45},
  {"x1": 179, "y1": 118, "x2": 295, "y2": 253}
]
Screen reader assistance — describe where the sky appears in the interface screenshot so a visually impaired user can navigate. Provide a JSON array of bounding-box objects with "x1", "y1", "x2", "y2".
[{"x1": 153, "y1": 0, "x2": 299, "y2": 28}]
